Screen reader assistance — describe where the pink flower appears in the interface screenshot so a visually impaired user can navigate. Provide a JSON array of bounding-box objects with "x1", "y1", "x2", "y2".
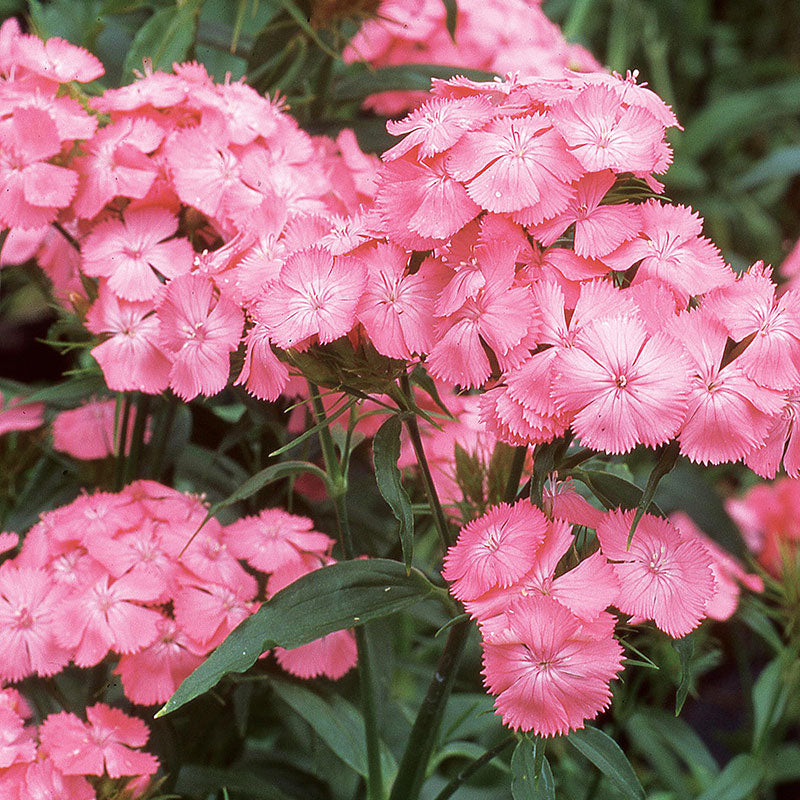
[
  {"x1": 0, "y1": 705, "x2": 36, "y2": 768},
  {"x1": 234, "y1": 323, "x2": 290, "y2": 401},
  {"x1": 39, "y1": 703, "x2": 158, "y2": 778},
  {"x1": 85, "y1": 283, "x2": 171, "y2": 394},
  {"x1": 115, "y1": 616, "x2": 207, "y2": 706},
  {"x1": 14, "y1": 34, "x2": 103, "y2": 83},
  {"x1": 357, "y1": 242, "x2": 437, "y2": 359},
  {"x1": 443, "y1": 500, "x2": 550, "y2": 601},
  {"x1": 482, "y1": 596, "x2": 623, "y2": 735},
  {"x1": 0, "y1": 107, "x2": 78, "y2": 230},
  {"x1": 0, "y1": 564, "x2": 71, "y2": 681},
  {"x1": 224, "y1": 508, "x2": 333, "y2": 574},
  {"x1": 157, "y1": 273, "x2": 243, "y2": 400},
  {"x1": 81, "y1": 207, "x2": 194, "y2": 302},
  {"x1": 256, "y1": 247, "x2": 366, "y2": 349},
  {"x1": 596, "y1": 509, "x2": 716, "y2": 637},
  {"x1": 446, "y1": 114, "x2": 582, "y2": 214},
  {"x1": 0, "y1": 758, "x2": 96, "y2": 800},
  {"x1": 0, "y1": 394, "x2": 44, "y2": 436},
  {"x1": 669, "y1": 308, "x2": 785, "y2": 465},
  {"x1": 552, "y1": 314, "x2": 689, "y2": 454},
  {"x1": 172, "y1": 580, "x2": 256, "y2": 650}
]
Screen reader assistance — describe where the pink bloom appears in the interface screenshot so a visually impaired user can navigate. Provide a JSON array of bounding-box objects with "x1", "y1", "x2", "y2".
[
  {"x1": 39, "y1": 704, "x2": 158, "y2": 778},
  {"x1": 530, "y1": 170, "x2": 641, "y2": 258},
  {"x1": 374, "y1": 154, "x2": 481, "y2": 248},
  {"x1": 116, "y1": 616, "x2": 207, "y2": 706},
  {"x1": 553, "y1": 314, "x2": 689, "y2": 454},
  {"x1": 0, "y1": 395, "x2": 44, "y2": 436},
  {"x1": 0, "y1": 705, "x2": 36, "y2": 768},
  {"x1": 0, "y1": 564, "x2": 71, "y2": 681},
  {"x1": 52, "y1": 399, "x2": 149, "y2": 460},
  {"x1": 0, "y1": 758, "x2": 96, "y2": 800},
  {"x1": 234, "y1": 322, "x2": 289, "y2": 401},
  {"x1": 669, "y1": 308, "x2": 785, "y2": 465},
  {"x1": 157, "y1": 273, "x2": 243, "y2": 400},
  {"x1": 81, "y1": 207, "x2": 194, "y2": 302},
  {"x1": 54, "y1": 572, "x2": 163, "y2": 666},
  {"x1": 596, "y1": 509, "x2": 716, "y2": 637},
  {"x1": 357, "y1": 242, "x2": 437, "y2": 359},
  {"x1": 549, "y1": 84, "x2": 666, "y2": 174},
  {"x1": 443, "y1": 500, "x2": 550, "y2": 601},
  {"x1": 14, "y1": 34, "x2": 103, "y2": 83},
  {"x1": 605, "y1": 201, "x2": 734, "y2": 301},
  {"x1": 172, "y1": 580, "x2": 255, "y2": 650},
  {"x1": 745, "y1": 394, "x2": 800, "y2": 479},
  {"x1": 446, "y1": 114, "x2": 582, "y2": 213},
  {"x1": 482, "y1": 596, "x2": 624, "y2": 735},
  {"x1": 0, "y1": 107, "x2": 78, "y2": 230},
  {"x1": 85, "y1": 283, "x2": 171, "y2": 394},
  {"x1": 224, "y1": 508, "x2": 333, "y2": 573},
  {"x1": 257, "y1": 248, "x2": 366, "y2": 349}
]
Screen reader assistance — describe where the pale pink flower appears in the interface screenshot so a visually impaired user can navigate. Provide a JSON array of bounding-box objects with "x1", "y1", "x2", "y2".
[
  {"x1": 157, "y1": 273, "x2": 243, "y2": 400},
  {"x1": 552, "y1": 314, "x2": 689, "y2": 454},
  {"x1": 81, "y1": 207, "x2": 194, "y2": 302},
  {"x1": 443, "y1": 500, "x2": 550, "y2": 601},
  {"x1": 54, "y1": 572, "x2": 163, "y2": 666},
  {"x1": 596, "y1": 509, "x2": 716, "y2": 637},
  {"x1": 0, "y1": 395, "x2": 44, "y2": 436},
  {"x1": 669, "y1": 308, "x2": 785, "y2": 465},
  {"x1": 482, "y1": 596, "x2": 623, "y2": 735},
  {"x1": 257, "y1": 248, "x2": 366, "y2": 348},
  {"x1": 224, "y1": 508, "x2": 333, "y2": 573},
  {"x1": 357, "y1": 242, "x2": 437, "y2": 359},
  {"x1": 0, "y1": 564, "x2": 71, "y2": 681},
  {"x1": 115, "y1": 615, "x2": 207, "y2": 706},
  {"x1": 745, "y1": 394, "x2": 800, "y2": 479},
  {"x1": 14, "y1": 34, "x2": 103, "y2": 83},
  {"x1": 0, "y1": 107, "x2": 78, "y2": 230},
  {"x1": 85, "y1": 282, "x2": 172, "y2": 394},
  {"x1": 0, "y1": 705, "x2": 36, "y2": 768},
  {"x1": 39, "y1": 703, "x2": 158, "y2": 778}
]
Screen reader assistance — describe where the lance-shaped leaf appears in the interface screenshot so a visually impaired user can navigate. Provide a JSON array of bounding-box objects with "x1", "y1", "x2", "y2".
[
  {"x1": 567, "y1": 726, "x2": 645, "y2": 800},
  {"x1": 156, "y1": 559, "x2": 437, "y2": 717},
  {"x1": 374, "y1": 416, "x2": 415, "y2": 570},
  {"x1": 511, "y1": 737, "x2": 555, "y2": 800}
]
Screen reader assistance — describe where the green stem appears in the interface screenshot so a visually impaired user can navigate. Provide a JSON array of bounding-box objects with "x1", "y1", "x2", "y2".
[
  {"x1": 308, "y1": 382, "x2": 383, "y2": 800},
  {"x1": 432, "y1": 735, "x2": 516, "y2": 800},
  {"x1": 147, "y1": 398, "x2": 177, "y2": 481},
  {"x1": 113, "y1": 394, "x2": 132, "y2": 492},
  {"x1": 124, "y1": 393, "x2": 150, "y2": 485},
  {"x1": 389, "y1": 619, "x2": 471, "y2": 800},
  {"x1": 504, "y1": 445, "x2": 527, "y2": 504},
  {"x1": 399, "y1": 374, "x2": 453, "y2": 549}
]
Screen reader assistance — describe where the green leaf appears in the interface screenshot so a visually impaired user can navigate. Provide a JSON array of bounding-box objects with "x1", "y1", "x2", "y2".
[
  {"x1": 765, "y1": 743, "x2": 800, "y2": 785},
  {"x1": 157, "y1": 558, "x2": 436, "y2": 716},
  {"x1": 441, "y1": 0, "x2": 458, "y2": 41},
  {"x1": 695, "y1": 754, "x2": 762, "y2": 800},
  {"x1": 373, "y1": 416, "x2": 415, "y2": 571},
  {"x1": 567, "y1": 726, "x2": 645, "y2": 800},
  {"x1": 1, "y1": 372, "x2": 107, "y2": 407},
  {"x1": 571, "y1": 469, "x2": 663, "y2": 516},
  {"x1": 122, "y1": 0, "x2": 203, "y2": 80},
  {"x1": 752, "y1": 654, "x2": 792, "y2": 752},
  {"x1": 511, "y1": 739, "x2": 554, "y2": 800},
  {"x1": 332, "y1": 64, "x2": 498, "y2": 102},
  {"x1": 673, "y1": 634, "x2": 695, "y2": 715},
  {"x1": 271, "y1": 680, "x2": 397, "y2": 793},
  {"x1": 734, "y1": 145, "x2": 800, "y2": 190}
]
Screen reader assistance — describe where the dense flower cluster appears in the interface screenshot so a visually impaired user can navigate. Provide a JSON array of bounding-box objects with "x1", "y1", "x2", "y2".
[
  {"x1": 443, "y1": 500, "x2": 760, "y2": 735},
  {"x1": 0, "y1": 687, "x2": 156, "y2": 799},
  {"x1": 345, "y1": 0, "x2": 600, "y2": 114},
  {"x1": 0, "y1": 481, "x2": 355, "y2": 698}
]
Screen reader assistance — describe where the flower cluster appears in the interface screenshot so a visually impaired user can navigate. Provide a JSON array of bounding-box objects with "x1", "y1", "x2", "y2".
[
  {"x1": 0, "y1": 687, "x2": 157, "y2": 799},
  {"x1": 443, "y1": 499, "x2": 760, "y2": 735},
  {"x1": 345, "y1": 0, "x2": 600, "y2": 114},
  {"x1": 0, "y1": 481, "x2": 355, "y2": 702}
]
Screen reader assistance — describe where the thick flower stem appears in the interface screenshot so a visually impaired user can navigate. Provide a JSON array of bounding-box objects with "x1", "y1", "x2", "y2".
[
  {"x1": 308, "y1": 383, "x2": 384, "y2": 800},
  {"x1": 432, "y1": 734, "x2": 516, "y2": 800},
  {"x1": 399, "y1": 373, "x2": 454, "y2": 549},
  {"x1": 389, "y1": 618, "x2": 471, "y2": 800}
]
